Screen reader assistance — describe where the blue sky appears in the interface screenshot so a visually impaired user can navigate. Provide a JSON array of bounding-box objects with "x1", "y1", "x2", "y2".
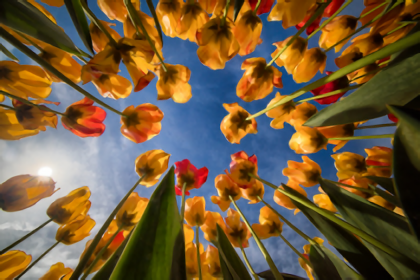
[{"x1": 0, "y1": 1, "x2": 396, "y2": 278}]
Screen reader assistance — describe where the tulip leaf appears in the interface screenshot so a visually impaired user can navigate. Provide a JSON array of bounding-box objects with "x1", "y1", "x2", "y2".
[
  {"x1": 320, "y1": 178, "x2": 420, "y2": 279},
  {"x1": 233, "y1": 0, "x2": 245, "y2": 22},
  {"x1": 0, "y1": 0, "x2": 88, "y2": 57},
  {"x1": 309, "y1": 243, "x2": 351, "y2": 280},
  {"x1": 257, "y1": 270, "x2": 306, "y2": 280},
  {"x1": 282, "y1": 184, "x2": 387, "y2": 279},
  {"x1": 219, "y1": 248, "x2": 234, "y2": 280},
  {"x1": 304, "y1": 25, "x2": 420, "y2": 127},
  {"x1": 215, "y1": 224, "x2": 251, "y2": 280},
  {"x1": 371, "y1": 185, "x2": 401, "y2": 208},
  {"x1": 0, "y1": 43, "x2": 18, "y2": 61},
  {"x1": 110, "y1": 167, "x2": 186, "y2": 280},
  {"x1": 364, "y1": 176, "x2": 395, "y2": 195},
  {"x1": 145, "y1": 0, "x2": 163, "y2": 44},
  {"x1": 64, "y1": 0, "x2": 94, "y2": 54}
]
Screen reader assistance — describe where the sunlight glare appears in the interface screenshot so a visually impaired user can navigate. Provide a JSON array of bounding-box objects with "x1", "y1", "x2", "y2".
[{"x1": 38, "y1": 167, "x2": 53, "y2": 177}]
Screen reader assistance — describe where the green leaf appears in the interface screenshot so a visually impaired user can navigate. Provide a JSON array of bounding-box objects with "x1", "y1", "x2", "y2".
[
  {"x1": 64, "y1": 0, "x2": 94, "y2": 54},
  {"x1": 219, "y1": 247, "x2": 234, "y2": 280},
  {"x1": 371, "y1": 185, "x2": 401, "y2": 208},
  {"x1": 0, "y1": 42, "x2": 18, "y2": 61},
  {"x1": 364, "y1": 176, "x2": 395, "y2": 195},
  {"x1": 145, "y1": 0, "x2": 163, "y2": 45},
  {"x1": 320, "y1": 178, "x2": 420, "y2": 278},
  {"x1": 0, "y1": 0, "x2": 88, "y2": 56},
  {"x1": 215, "y1": 224, "x2": 251, "y2": 280},
  {"x1": 233, "y1": 0, "x2": 245, "y2": 22},
  {"x1": 110, "y1": 167, "x2": 186, "y2": 280},
  {"x1": 304, "y1": 25, "x2": 420, "y2": 127},
  {"x1": 257, "y1": 270, "x2": 306, "y2": 280},
  {"x1": 282, "y1": 184, "x2": 387, "y2": 279}
]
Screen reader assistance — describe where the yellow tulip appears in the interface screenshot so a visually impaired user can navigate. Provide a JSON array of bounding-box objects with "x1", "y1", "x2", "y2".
[
  {"x1": 184, "y1": 196, "x2": 206, "y2": 227},
  {"x1": 265, "y1": 92, "x2": 296, "y2": 129},
  {"x1": 289, "y1": 126, "x2": 328, "y2": 154},
  {"x1": 317, "y1": 124, "x2": 356, "y2": 152},
  {"x1": 224, "y1": 208, "x2": 251, "y2": 248},
  {"x1": 0, "y1": 107, "x2": 39, "y2": 140},
  {"x1": 288, "y1": 102, "x2": 317, "y2": 127},
  {"x1": 341, "y1": 32, "x2": 384, "y2": 57},
  {"x1": 202, "y1": 245, "x2": 222, "y2": 278},
  {"x1": 211, "y1": 174, "x2": 241, "y2": 211},
  {"x1": 39, "y1": 262, "x2": 73, "y2": 280},
  {"x1": 155, "y1": 64, "x2": 192, "y2": 103},
  {"x1": 184, "y1": 223, "x2": 195, "y2": 244},
  {"x1": 185, "y1": 242, "x2": 204, "y2": 278},
  {"x1": 200, "y1": 211, "x2": 226, "y2": 242},
  {"x1": 135, "y1": 149, "x2": 171, "y2": 187},
  {"x1": 11, "y1": 99, "x2": 57, "y2": 131},
  {"x1": 332, "y1": 152, "x2": 367, "y2": 180},
  {"x1": 233, "y1": 6, "x2": 263, "y2": 56},
  {"x1": 283, "y1": 156, "x2": 321, "y2": 188},
  {"x1": 97, "y1": 0, "x2": 140, "y2": 22},
  {"x1": 365, "y1": 146, "x2": 393, "y2": 178},
  {"x1": 319, "y1": 15, "x2": 358, "y2": 52},
  {"x1": 274, "y1": 181, "x2": 307, "y2": 210},
  {"x1": 339, "y1": 178, "x2": 371, "y2": 198},
  {"x1": 0, "y1": 250, "x2": 32, "y2": 279},
  {"x1": 313, "y1": 194, "x2": 337, "y2": 212},
  {"x1": 56, "y1": 215, "x2": 96, "y2": 245},
  {"x1": 271, "y1": 36, "x2": 307, "y2": 74},
  {"x1": 268, "y1": 0, "x2": 316, "y2": 29},
  {"x1": 293, "y1": 48, "x2": 327, "y2": 83},
  {"x1": 90, "y1": 21, "x2": 121, "y2": 53},
  {"x1": 252, "y1": 206, "x2": 283, "y2": 239},
  {"x1": 156, "y1": 0, "x2": 184, "y2": 38},
  {"x1": 368, "y1": 195, "x2": 394, "y2": 211},
  {"x1": 240, "y1": 180, "x2": 265, "y2": 204},
  {"x1": 176, "y1": 2, "x2": 209, "y2": 43},
  {"x1": 228, "y1": 151, "x2": 258, "y2": 188},
  {"x1": 116, "y1": 192, "x2": 149, "y2": 231},
  {"x1": 90, "y1": 73, "x2": 133, "y2": 100},
  {"x1": 220, "y1": 103, "x2": 258, "y2": 144},
  {"x1": 123, "y1": 10, "x2": 162, "y2": 51},
  {"x1": 298, "y1": 237, "x2": 324, "y2": 280}
]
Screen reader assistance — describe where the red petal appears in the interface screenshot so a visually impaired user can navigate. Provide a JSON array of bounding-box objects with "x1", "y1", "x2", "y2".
[{"x1": 388, "y1": 113, "x2": 398, "y2": 123}]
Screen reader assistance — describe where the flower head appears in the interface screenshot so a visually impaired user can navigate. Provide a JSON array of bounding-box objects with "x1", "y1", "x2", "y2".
[
  {"x1": 348, "y1": 64, "x2": 379, "y2": 84},
  {"x1": 200, "y1": 211, "x2": 226, "y2": 241},
  {"x1": 310, "y1": 71, "x2": 349, "y2": 105},
  {"x1": 116, "y1": 192, "x2": 149, "y2": 231},
  {"x1": 299, "y1": 237, "x2": 324, "y2": 280},
  {"x1": 274, "y1": 181, "x2": 307, "y2": 210},
  {"x1": 174, "y1": 159, "x2": 208, "y2": 195},
  {"x1": 40, "y1": 262, "x2": 73, "y2": 280},
  {"x1": 97, "y1": 0, "x2": 139, "y2": 22},
  {"x1": 236, "y1": 57, "x2": 283, "y2": 102},
  {"x1": 252, "y1": 206, "x2": 283, "y2": 239},
  {"x1": 157, "y1": 0, "x2": 184, "y2": 37},
  {"x1": 342, "y1": 32, "x2": 384, "y2": 57},
  {"x1": 202, "y1": 245, "x2": 222, "y2": 278},
  {"x1": 184, "y1": 223, "x2": 195, "y2": 244},
  {"x1": 224, "y1": 208, "x2": 251, "y2": 247},
  {"x1": 176, "y1": 2, "x2": 209, "y2": 43},
  {"x1": 0, "y1": 250, "x2": 32, "y2": 279},
  {"x1": 288, "y1": 102, "x2": 317, "y2": 127},
  {"x1": 0, "y1": 107, "x2": 40, "y2": 140},
  {"x1": 90, "y1": 21, "x2": 121, "y2": 53},
  {"x1": 335, "y1": 48, "x2": 363, "y2": 68},
  {"x1": 120, "y1": 104, "x2": 163, "y2": 143},
  {"x1": 240, "y1": 180, "x2": 265, "y2": 204},
  {"x1": 323, "y1": 0, "x2": 345, "y2": 17},
  {"x1": 221, "y1": 103, "x2": 258, "y2": 144},
  {"x1": 0, "y1": 175, "x2": 57, "y2": 212},
  {"x1": 211, "y1": 174, "x2": 241, "y2": 211},
  {"x1": 265, "y1": 92, "x2": 296, "y2": 129},
  {"x1": 319, "y1": 16, "x2": 358, "y2": 52},
  {"x1": 332, "y1": 152, "x2": 367, "y2": 180},
  {"x1": 317, "y1": 123, "x2": 355, "y2": 152},
  {"x1": 90, "y1": 74, "x2": 133, "y2": 100},
  {"x1": 135, "y1": 149, "x2": 171, "y2": 187},
  {"x1": 313, "y1": 193, "x2": 337, "y2": 212},
  {"x1": 12, "y1": 99, "x2": 58, "y2": 131},
  {"x1": 123, "y1": 10, "x2": 162, "y2": 51},
  {"x1": 185, "y1": 242, "x2": 204, "y2": 278},
  {"x1": 290, "y1": 126, "x2": 328, "y2": 154},
  {"x1": 228, "y1": 151, "x2": 258, "y2": 188},
  {"x1": 268, "y1": 0, "x2": 316, "y2": 29},
  {"x1": 156, "y1": 64, "x2": 192, "y2": 103},
  {"x1": 184, "y1": 196, "x2": 206, "y2": 227},
  {"x1": 233, "y1": 8, "x2": 263, "y2": 56},
  {"x1": 365, "y1": 146, "x2": 392, "y2": 177},
  {"x1": 47, "y1": 186, "x2": 91, "y2": 224},
  {"x1": 271, "y1": 36, "x2": 307, "y2": 74},
  {"x1": 283, "y1": 156, "x2": 321, "y2": 187},
  {"x1": 293, "y1": 48, "x2": 327, "y2": 83},
  {"x1": 295, "y1": 4, "x2": 322, "y2": 35},
  {"x1": 56, "y1": 215, "x2": 96, "y2": 245},
  {"x1": 368, "y1": 195, "x2": 394, "y2": 210},
  {"x1": 339, "y1": 178, "x2": 371, "y2": 198}
]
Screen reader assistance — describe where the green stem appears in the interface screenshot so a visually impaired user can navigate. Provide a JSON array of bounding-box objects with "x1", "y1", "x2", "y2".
[
  {"x1": 70, "y1": 176, "x2": 144, "y2": 280},
  {"x1": 82, "y1": 226, "x2": 123, "y2": 279},
  {"x1": 0, "y1": 28, "x2": 127, "y2": 117},
  {"x1": 239, "y1": 241, "x2": 259, "y2": 279},
  {"x1": 278, "y1": 233, "x2": 312, "y2": 268},
  {"x1": 253, "y1": 0, "x2": 262, "y2": 15},
  {"x1": 357, "y1": 1, "x2": 389, "y2": 20},
  {"x1": 355, "y1": 123, "x2": 397, "y2": 130},
  {"x1": 195, "y1": 225, "x2": 203, "y2": 280},
  {"x1": 307, "y1": 0, "x2": 353, "y2": 40},
  {"x1": 221, "y1": 0, "x2": 232, "y2": 27},
  {"x1": 229, "y1": 196, "x2": 284, "y2": 280},
  {"x1": 15, "y1": 240, "x2": 60, "y2": 279},
  {"x1": 180, "y1": 182, "x2": 187, "y2": 222},
  {"x1": 0, "y1": 218, "x2": 52, "y2": 255},
  {"x1": 323, "y1": 179, "x2": 374, "y2": 195},
  {"x1": 296, "y1": 84, "x2": 362, "y2": 104},
  {"x1": 384, "y1": 22, "x2": 413, "y2": 38},
  {"x1": 267, "y1": 0, "x2": 332, "y2": 67},
  {"x1": 0, "y1": 104, "x2": 16, "y2": 111},
  {"x1": 328, "y1": 134, "x2": 394, "y2": 140}
]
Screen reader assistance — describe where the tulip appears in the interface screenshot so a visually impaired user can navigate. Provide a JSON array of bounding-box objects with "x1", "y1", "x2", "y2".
[
  {"x1": 271, "y1": 36, "x2": 307, "y2": 74},
  {"x1": 200, "y1": 211, "x2": 226, "y2": 241},
  {"x1": 313, "y1": 193, "x2": 337, "y2": 212},
  {"x1": 12, "y1": 99, "x2": 58, "y2": 131},
  {"x1": 97, "y1": 0, "x2": 140, "y2": 22},
  {"x1": 349, "y1": 63, "x2": 379, "y2": 84},
  {"x1": 323, "y1": 0, "x2": 345, "y2": 17},
  {"x1": 224, "y1": 208, "x2": 251, "y2": 248},
  {"x1": 293, "y1": 48, "x2": 327, "y2": 83},
  {"x1": 39, "y1": 262, "x2": 73, "y2": 280},
  {"x1": 252, "y1": 206, "x2": 283, "y2": 239},
  {"x1": 295, "y1": 3, "x2": 322, "y2": 36},
  {"x1": 202, "y1": 245, "x2": 222, "y2": 278},
  {"x1": 332, "y1": 152, "x2": 367, "y2": 180},
  {"x1": 289, "y1": 126, "x2": 328, "y2": 154},
  {"x1": 40, "y1": 0, "x2": 64, "y2": 7},
  {"x1": 120, "y1": 104, "x2": 163, "y2": 143},
  {"x1": 211, "y1": 174, "x2": 241, "y2": 211},
  {"x1": 0, "y1": 175, "x2": 57, "y2": 212},
  {"x1": 365, "y1": 146, "x2": 392, "y2": 177},
  {"x1": 335, "y1": 48, "x2": 363, "y2": 68},
  {"x1": 240, "y1": 180, "x2": 265, "y2": 204},
  {"x1": 0, "y1": 61, "x2": 52, "y2": 100},
  {"x1": 184, "y1": 224, "x2": 195, "y2": 244},
  {"x1": 342, "y1": 32, "x2": 384, "y2": 57},
  {"x1": 90, "y1": 73, "x2": 133, "y2": 100},
  {"x1": 184, "y1": 196, "x2": 206, "y2": 227},
  {"x1": 135, "y1": 149, "x2": 171, "y2": 187},
  {"x1": 212, "y1": 0, "x2": 235, "y2": 20},
  {"x1": 359, "y1": 1, "x2": 388, "y2": 26},
  {"x1": 236, "y1": 57, "x2": 283, "y2": 102},
  {"x1": 268, "y1": 0, "x2": 316, "y2": 29},
  {"x1": 233, "y1": 8, "x2": 263, "y2": 56},
  {"x1": 249, "y1": 0, "x2": 275, "y2": 15},
  {"x1": 47, "y1": 186, "x2": 91, "y2": 224},
  {"x1": 310, "y1": 71, "x2": 349, "y2": 105},
  {"x1": 56, "y1": 215, "x2": 96, "y2": 245},
  {"x1": 299, "y1": 237, "x2": 324, "y2": 280},
  {"x1": 228, "y1": 151, "x2": 258, "y2": 188},
  {"x1": 319, "y1": 16, "x2": 358, "y2": 52},
  {"x1": 185, "y1": 242, "x2": 204, "y2": 278},
  {"x1": 339, "y1": 178, "x2": 371, "y2": 198},
  {"x1": 116, "y1": 192, "x2": 149, "y2": 231},
  {"x1": 394, "y1": 207, "x2": 404, "y2": 216},
  {"x1": 0, "y1": 107, "x2": 39, "y2": 140},
  {"x1": 265, "y1": 92, "x2": 296, "y2": 129},
  {"x1": 317, "y1": 123, "x2": 356, "y2": 152},
  {"x1": 174, "y1": 159, "x2": 208, "y2": 196},
  {"x1": 0, "y1": 250, "x2": 32, "y2": 279},
  {"x1": 155, "y1": 64, "x2": 192, "y2": 103},
  {"x1": 61, "y1": 97, "x2": 106, "y2": 138},
  {"x1": 90, "y1": 21, "x2": 121, "y2": 53},
  {"x1": 176, "y1": 2, "x2": 209, "y2": 43},
  {"x1": 274, "y1": 181, "x2": 307, "y2": 210},
  {"x1": 220, "y1": 103, "x2": 258, "y2": 144},
  {"x1": 283, "y1": 156, "x2": 321, "y2": 188},
  {"x1": 156, "y1": 0, "x2": 184, "y2": 38},
  {"x1": 198, "y1": 0, "x2": 218, "y2": 14},
  {"x1": 81, "y1": 46, "x2": 121, "y2": 80},
  {"x1": 288, "y1": 102, "x2": 317, "y2": 127},
  {"x1": 368, "y1": 195, "x2": 394, "y2": 211}
]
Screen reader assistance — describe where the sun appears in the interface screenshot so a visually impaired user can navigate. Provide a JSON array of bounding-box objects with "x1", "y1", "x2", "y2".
[{"x1": 38, "y1": 167, "x2": 53, "y2": 177}]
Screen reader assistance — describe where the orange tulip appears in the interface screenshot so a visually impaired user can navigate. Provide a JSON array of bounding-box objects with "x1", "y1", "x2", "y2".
[
  {"x1": 332, "y1": 152, "x2": 367, "y2": 180},
  {"x1": 39, "y1": 262, "x2": 73, "y2": 280},
  {"x1": 40, "y1": 0, "x2": 64, "y2": 7},
  {"x1": 368, "y1": 195, "x2": 394, "y2": 211},
  {"x1": 97, "y1": 0, "x2": 140, "y2": 22},
  {"x1": 236, "y1": 57, "x2": 283, "y2": 102},
  {"x1": 313, "y1": 193, "x2": 337, "y2": 212},
  {"x1": 0, "y1": 175, "x2": 57, "y2": 212},
  {"x1": 0, "y1": 250, "x2": 32, "y2": 279},
  {"x1": 135, "y1": 149, "x2": 171, "y2": 187},
  {"x1": 211, "y1": 174, "x2": 241, "y2": 211},
  {"x1": 56, "y1": 215, "x2": 96, "y2": 245},
  {"x1": 12, "y1": 99, "x2": 58, "y2": 131},
  {"x1": 184, "y1": 223, "x2": 195, "y2": 244},
  {"x1": 349, "y1": 64, "x2": 379, "y2": 84},
  {"x1": 339, "y1": 178, "x2": 371, "y2": 198},
  {"x1": 202, "y1": 245, "x2": 222, "y2": 279},
  {"x1": 365, "y1": 146, "x2": 392, "y2": 177},
  {"x1": 185, "y1": 242, "x2": 204, "y2": 278},
  {"x1": 317, "y1": 124, "x2": 356, "y2": 152},
  {"x1": 200, "y1": 211, "x2": 226, "y2": 241},
  {"x1": 359, "y1": 0, "x2": 388, "y2": 26},
  {"x1": 370, "y1": 2, "x2": 405, "y2": 33},
  {"x1": 61, "y1": 97, "x2": 106, "y2": 138},
  {"x1": 319, "y1": 16, "x2": 358, "y2": 52},
  {"x1": 265, "y1": 92, "x2": 296, "y2": 129},
  {"x1": 198, "y1": 0, "x2": 218, "y2": 14},
  {"x1": 335, "y1": 48, "x2": 363, "y2": 68},
  {"x1": 184, "y1": 196, "x2": 206, "y2": 227},
  {"x1": 116, "y1": 193, "x2": 148, "y2": 231},
  {"x1": 47, "y1": 186, "x2": 91, "y2": 224},
  {"x1": 155, "y1": 64, "x2": 192, "y2": 103},
  {"x1": 293, "y1": 48, "x2": 327, "y2": 83},
  {"x1": 81, "y1": 45, "x2": 121, "y2": 82},
  {"x1": 120, "y1": 104, "x2": 163, "y2": 143},
  {"x1": 0, "y1": 107, "x2": 39, "y2": 140},
  {"x1": 274, "y1": 181, "x2": 307, "y2": 210},
  {"x1": 233, "y1": 7, "x2": 263, "y2": 56},
  {"x1": 299, "y1": 237, "x2": 324, "y2": 280},
  {"x1": 289, "y1": 126, "x2": 328, "y2": 154},
  {"x1": 240, "y1": 180, "x2": 265, "y2": 204},
  {"x1": 342, "y1": 32, "x2": 384, "y2": 57},
  {"x1": 220, "y1": 103, "x2": 258, "y2": 144},
  {"x1": 252, "y1": 206, "x2": 283, "y2": 239},
  {"x1": 176, "y1": 2, "x2": 209, "y2": 43},
  {"x1": 90, "y1": 73, "x2": 133, "y2": 100},
  {"x1": 283, "y1": 156, "x2": 321, "y2": 188},
  {"x1": 271, "y1": 36, "x2": 307, "y2": 74},
  {"x1": 90, "y1": 21, "x2": 122, "y2": 53},
  {"x1": 156, "y1": 0, "x2": 184, "y2": 37},
  {"x1": 228, "y1": 151, "x2": 258, "y2": 188},
  {"x1": 268, "y1": 0, "x2": 316, "y2": 29},
  {"x1": 0, "y1": 61, "x2": 52, "y2": 100},
  {"x1": 212, "y1": 0, "x2": 235, "y2": 20},
  {"x1": 224, "y1": 208, "x2": 251, "y2": 248},
  {"x1": 288, "y1": 102, "x2": 317, "y2": 127}
]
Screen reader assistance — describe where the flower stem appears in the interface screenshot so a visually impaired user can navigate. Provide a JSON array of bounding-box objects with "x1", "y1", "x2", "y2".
[
  {"x1": 70, "y1": 176, "x2": 144, "y2": 280},
  {"x1": 16, "y1": 31, "x2": 44, "y2": 53},
  {"x1": 229, "y1": 196, "x2": 284, "y2": 280},
  {"x1": 0, "y1": 28, "x2": 127, "y2": 117},
  {"x1": 15, "y1": 240, "x2": 60, "y2": 279},
  {"x1": 253, "y1": 0, "x2": 262, "y2": 15},
  {"x1": 239, "y1": 241, "x2": 259, "y2": 279},
  {"x1": 267, "y1": 0, "x2": 332, "y2": 67},
  {"x1": 296, "y1": 84, "x2": 362, "y2": 104},
  {"x1": 323, "y1": 179, "x2": 374, "y2": 195},
  {"x1": 383, "y1": 22, "x2": 413, "y2": 38},
  {"x1": 278, "y1": 233, "x2": 312, "y2": 268},
  {"x1": 195, "y1": 225, "x2": 203, "y2": 280},
  {"x1": 0, "y1": 218, "x2": 53, "y2": 255},
  {"x1": 350, "y1": 68, "x2": 382, "y2": 82},
  {"x1": 328, "y1": 134, "x2": 394, "y2": 140},
  {"x1": 307, "y1": 0, "x2": 353, "y2": 40},
  {"x1": 221, "y1": 0, "x2": 232, "y2": 27},
  {"x1": 180, "y1": 182, "x2": 187, "y2": 222},
  {"x1": 357, "y1": 1, "x2": 389, "y2": 20},
  {"x1": 0, "y1": 104, "x2": 16, "y2": 111},
  {"x1": 355, "y1": 123, "x2": 397, "y2": 130}
]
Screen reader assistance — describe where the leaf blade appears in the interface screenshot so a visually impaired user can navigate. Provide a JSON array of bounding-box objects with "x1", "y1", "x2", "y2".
[
  {"x1": 64, "y1": 0, "x2": 94, "y2": 54},
  {"x1": 0, "y1": 42, "x2": 18, "y2": 61}
]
